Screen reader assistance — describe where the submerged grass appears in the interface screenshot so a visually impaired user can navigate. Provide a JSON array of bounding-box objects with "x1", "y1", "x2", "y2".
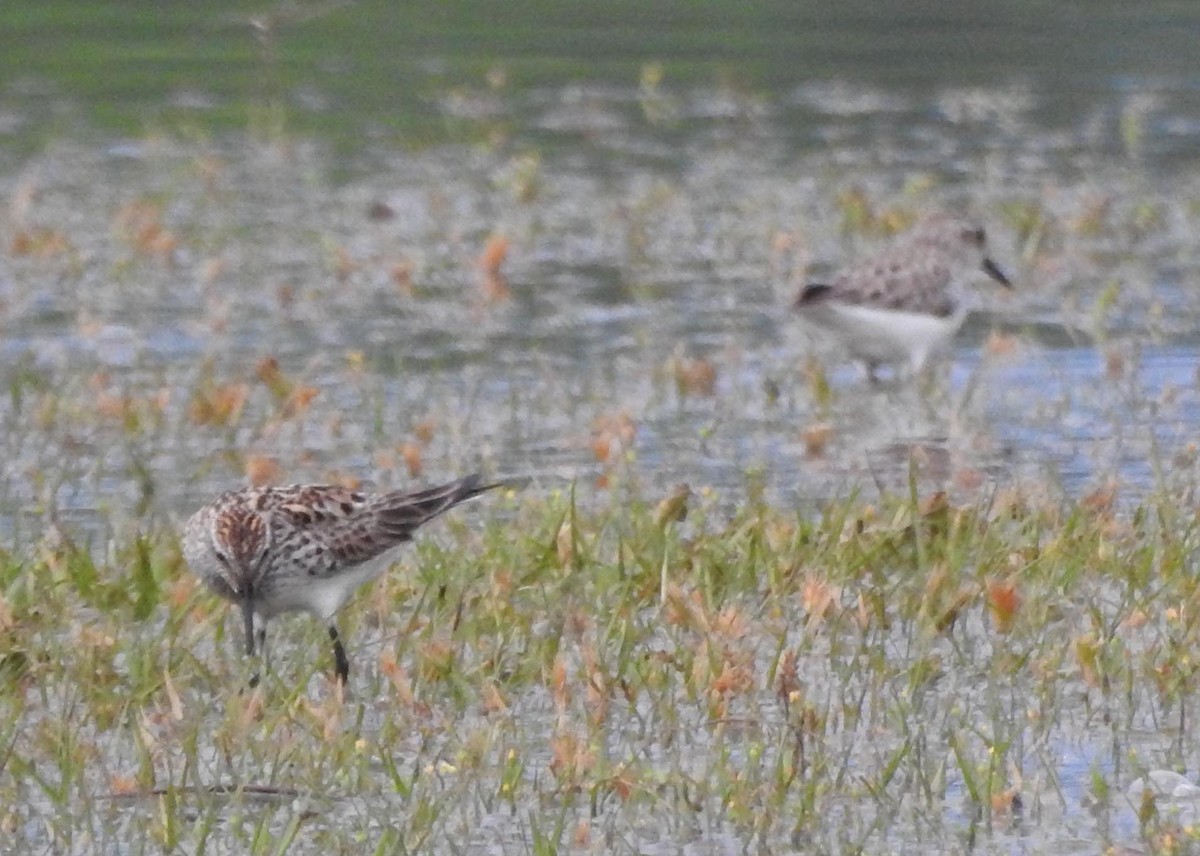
[{"x1": 2, "y1": 478, "x2": 1199, "y2": 853}]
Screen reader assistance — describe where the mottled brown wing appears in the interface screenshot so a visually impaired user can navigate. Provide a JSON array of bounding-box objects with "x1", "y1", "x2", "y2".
[
  {"x1": 370, "y1": 474, "x2": 496, "y2": 542},
  {"x1": 249, "y1": 484, "x2": 369, "y2": 520},
  {"x1": 264, "y1": 475, "x2": 499, "y2": 576},
  {"x1": 799, "y1": 244, "x2": 956, "y2": 318}
]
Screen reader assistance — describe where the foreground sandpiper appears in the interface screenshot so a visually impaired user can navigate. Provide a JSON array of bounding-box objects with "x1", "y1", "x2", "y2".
[
  {"x1": 182, "y1": 474, "x2": 506, "y2": 685},
  {"x1": 793, "y1": 212, "x2": 1012, "y2": 379}
]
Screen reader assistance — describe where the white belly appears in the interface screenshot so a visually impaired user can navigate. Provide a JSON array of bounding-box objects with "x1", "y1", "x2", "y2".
[
  {"x1": 802, "y1": 302, "x2": 966, "y2": 371},
  {"x1": 257, "y1": 554, "x2": 396, "y2": 621}
]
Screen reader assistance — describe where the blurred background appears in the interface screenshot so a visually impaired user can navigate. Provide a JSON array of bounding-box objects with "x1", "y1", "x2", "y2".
[{"x1": 2, "y1": 0, "x2": 1200, "y2": 540}]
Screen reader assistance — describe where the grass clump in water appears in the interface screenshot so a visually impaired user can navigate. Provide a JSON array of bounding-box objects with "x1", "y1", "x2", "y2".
[{"x1": 0, "y1": 480, "x2": 1197, "y2": 853}]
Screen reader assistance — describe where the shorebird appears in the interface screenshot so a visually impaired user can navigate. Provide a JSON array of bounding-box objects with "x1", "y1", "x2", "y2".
[
  {"x1": 793, "y1": 212, "x2": 1012, "y2": 379},
  {"x1": 182, "y1": 474, "x2": 506, "y2": 685}
]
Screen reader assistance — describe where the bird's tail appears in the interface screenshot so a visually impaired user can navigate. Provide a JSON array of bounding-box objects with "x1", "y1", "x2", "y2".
[{"x1": 375, "y1": 473, "x2": 523, "y2": 536}]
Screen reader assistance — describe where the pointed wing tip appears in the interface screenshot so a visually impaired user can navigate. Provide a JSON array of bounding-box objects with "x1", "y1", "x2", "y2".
[{"x1": 794, "y1": 283, "x2": 834, "y2": 308}]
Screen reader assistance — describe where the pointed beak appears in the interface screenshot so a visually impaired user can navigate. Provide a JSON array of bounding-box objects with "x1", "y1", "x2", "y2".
[
  {"x1": 241, "y1": 597, "x2": 256, "y2": 656},
  {"x1": 981, "y1": 257, "x2": 1012, "y2": 288}
]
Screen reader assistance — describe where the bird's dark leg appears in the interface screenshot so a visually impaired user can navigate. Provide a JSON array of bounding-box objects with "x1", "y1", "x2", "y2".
[{"x1": 328, "y1": 624, "x2": 350, "y2": 685}]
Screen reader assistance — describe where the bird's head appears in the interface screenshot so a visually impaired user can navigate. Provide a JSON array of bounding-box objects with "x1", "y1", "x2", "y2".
[
  {"x1": 914, "y1": 212, "x2": 1013, "y2": 289},
  {"x1": 203, "y1": 504, "x2": 271, "y2": 600}
]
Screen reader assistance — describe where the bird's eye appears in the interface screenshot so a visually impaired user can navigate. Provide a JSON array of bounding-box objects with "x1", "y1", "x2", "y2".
[
  {"x1": 973, "y1": 228, "x2": 987, "y2": 245},
  {"x1": 213, "y1": 548, "x2": 231, "y2": 566}
]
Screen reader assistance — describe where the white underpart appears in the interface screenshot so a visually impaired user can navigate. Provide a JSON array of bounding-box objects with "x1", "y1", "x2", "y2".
[
  {"x1": 256, "y1": 552, "x2": 399, "y2": 622},
  {"x1": 801, "y1": 302, "x2": 968, "y2": 374}
]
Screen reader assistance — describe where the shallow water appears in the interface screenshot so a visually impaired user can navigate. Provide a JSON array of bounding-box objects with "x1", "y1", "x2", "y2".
[
  {"x1": 2, "y1": 132, "x2": 1198, "y2": 540},
  {"x1": 4, "y1": 2, "x2": 1200, "y2": 853}
]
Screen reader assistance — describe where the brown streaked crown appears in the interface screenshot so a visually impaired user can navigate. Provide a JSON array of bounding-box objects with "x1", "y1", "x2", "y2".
[{"x1": 212, "y1": 504, "x2": 270, "y2": 593}]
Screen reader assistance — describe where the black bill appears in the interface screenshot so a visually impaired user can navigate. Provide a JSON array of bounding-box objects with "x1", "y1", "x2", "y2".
[{"x1": 981, "y1": 257, "x2": 1012, "y2": 288}]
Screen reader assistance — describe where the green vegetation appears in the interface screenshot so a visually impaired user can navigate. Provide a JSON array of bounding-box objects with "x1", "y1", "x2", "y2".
[
  {"x1": 2, "y1": 5, "x2": 1200, "y2": 849},
  {"x1": 0, "y1": 108, "x2": 1197, "y2": 848},
  {"x1": 2, "y1": 477, "x2": 1199, "y2": 853}
]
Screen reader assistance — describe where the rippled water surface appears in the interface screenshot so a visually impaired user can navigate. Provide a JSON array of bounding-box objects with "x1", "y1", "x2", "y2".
[
  {"x1": 3, "y1": 98, "x2": 1200, "y2": 532},
  {"x1": 4, "y1": 1, "x2": 1200, "y2": 852}
]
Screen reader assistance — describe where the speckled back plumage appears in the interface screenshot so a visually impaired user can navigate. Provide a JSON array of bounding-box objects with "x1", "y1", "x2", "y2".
[
  {"x1": 182, "y1": 474, "x2": 496, "y2": 609},
  {"x1": 796, "y1": 213, "x2": 992, "y2": 318},
  {"x1": 181, "y1": 473, "x2": 509, "y2": 684}
]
